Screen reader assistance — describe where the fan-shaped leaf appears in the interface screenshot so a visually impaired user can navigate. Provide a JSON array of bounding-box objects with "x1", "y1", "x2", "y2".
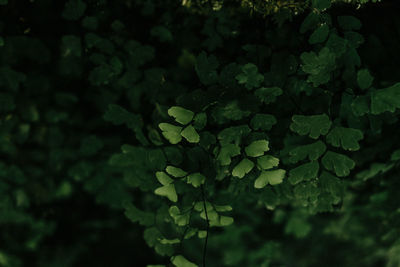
[
  {"x1": 187, "y1": 173, "x2": 205, "y2": 187},
  {"x1": 288, "y1": 161, "x2": 319, "y2": 185},
  {"x1": 254, "y1": 169, "x2": 286, "y2": 188},
  {"x1": 371, "y1": 82, "x2": 400, "y2": 114},
  {"x1": 290, "y1": 114, "x2": 332, "y2": 139},
  {"x1": 154, "y1": 184, "x2": 178, "y2": 202},
  {"x1": 326, "y1": 127, "x2": 364, "y2": 151},
  {"x1": 181, "y1": 125, "x2": 200, "y2": 143},
  {"x1": 257, "y1": 155, "x2": 279, "y2": 170},
  {"x1": 165, "y1": 166, "x2": 187, "y2": 178},
  {"x1": 232, "y1": 158, "x2": 255, "y2": 178},
  {"x1": 289, "y1": 140, "x2": 326, "y2": 163},
  {"x1": 217, "y1": 144, "x2": 241, "y2": 166},
  {"x1": 322, "y1": 151, "x2": 355, "y2": 177},
  {"x1": 357, "y1": 69, "x2": 373, "y2": 90},
  {"x1": 250, "y1": 114, "x2": 277, "y2": 131},
  {"x1": 159, "y1": 123, "x2": 182, "y2": 144},
  {"x1": 235, "y1": 63, "x2": 264, "y2": 90},
  {"x1": 245, "y1": 140, "x2": 270, "y2": 157},
  {"x1": 168, "y1": 106, "x2": 194, "y2": 125}
]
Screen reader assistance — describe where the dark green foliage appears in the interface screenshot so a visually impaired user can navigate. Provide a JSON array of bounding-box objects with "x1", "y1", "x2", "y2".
[{"x1": 0, "y1": 0, "x2": 399, "y2": 266}]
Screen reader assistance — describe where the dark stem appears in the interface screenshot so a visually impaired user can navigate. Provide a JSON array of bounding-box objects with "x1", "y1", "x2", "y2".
[
  {"x1": 178, "y1": 192, "x2": 201, "y2": 253},
  {"x1": 200, "y1": 184, "x2": 209, "y2": 267}
]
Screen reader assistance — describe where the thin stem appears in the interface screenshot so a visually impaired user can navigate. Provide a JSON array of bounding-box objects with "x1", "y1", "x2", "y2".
[
  {"x1": 200, "y1": 184, "x2": 209, "y2": 267},
  {"x1": 179, "y1": 192, "x2": 201, "y2": 253}
]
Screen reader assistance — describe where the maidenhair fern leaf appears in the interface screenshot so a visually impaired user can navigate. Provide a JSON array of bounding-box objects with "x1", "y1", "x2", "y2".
[
  {"x1": 245, "y1": 140, "x2": 270, "y2": 157},
  {"x1": 171, "y1": 255, "x2": 198, "y2": 267},
  {"x1": 250, "y1": 114, "x2": 277, "y2": 131},
  {"x1": 357, "y1": 69, "x2": 374, "y2": 90},
  {"x1": 254, "y1": 169, "x2": 286, "y2": 188},
  {"x1": 165, "y1": 166, "x2": 187, "y2": 178},
  {"x1": 321, "y1": 151, "x2": 355, "y2": 177},
  {"x1": 254, "y1": 87, "x2": 283, "y2": 104},
  {"x1": 217, "y1": 144, "x2": 241, "y2": 166},
  {"x1": 232, "y1": 158, "x2": 255, "y2": 178},
  {"x1": 159, "y1": 123, "x2": 182, "y2": 144},
  {"x1": 288, "y1": 161, "x2": 319, "y2": 185},
  {"x1": 257, "y1": 155, "x2": 280, "y2": 170},
  {"x1": 290, "y1": 114, "x2": 332, "y2": 139},
  {"x1": 371, "y1": 82, "x2": 400, "y2": 114},
  {"x1": 187, "y1": 173, "x2": 205, "y2": 187},
  {"x1": 181, "y1": 125, "x2": 200, "y2": 143},
  {"x1": 326, "y1": 127, "x2": 364, "y2": 151},
  {"x1": 235, "y1": 63, "x2": 264, "y2": 90},
  {"x1": 154, "y1": 184, "x2": 178, "y2": 202},
  {"x1": 289, "y1": 140, "x2": 326, "y2": 163},
  {"x1": 168, "y1": 106, "x2": 194, "y2": 125}
]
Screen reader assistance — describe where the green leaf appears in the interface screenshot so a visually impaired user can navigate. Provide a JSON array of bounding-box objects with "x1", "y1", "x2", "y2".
[
  {"x1": 232, "y1": 158, "x2": 255, "y2": 178},
  {"x1": 187, "y1": 173, "x2": 205, "y2": 188},
  {"x1": 300, "y1": 12, "x2": 320, "y2": 34},
  {"x1": 322, "y1": 151, "x2": 355, "y2": 177},
  {"x1": 289, "y1": 140, "x2": 327, "y2": 163},
  {"x1": 104, "y1": 104, "x2": 148, "y2": 145},
  {"x1": 217, "y1": 144, "x2": 241, "y2": 166},
  {"x1": 124, "y1": 203, "x2": 155, "y2": 227},
  {"x1": 151, "y1": 26, "x2": 173, "y2": 42},
  {"x1": 193, "y1": 112, "x2": 207, "y2": 130},
  {"x1": 171, "y1": 255, "x2": 197, "y2": 267},
  {"x1": 211, "y1": 215, "x2": 234, "y2": 227},
  {"x1": 160, "y1": 238, "x2": 180, "y2": 245},
  {"x1": 288, "y1": 161, "x2": 319, "y2": 185},
  {"x1": 181, "y1": 125, "x2": 200, "y2": 143},
  {"x1": 326, "y1": 33, "x2": 348, "y2": 57},
  {"x1": 254, "y1": 87, "x2": 283, "y2": 104},
  {"x1": 326, "y1": 127, "x2": 364, "y2": 151},
  {"x1": 154, "y1": 184, "x2": 178, "y2": 202},
  {"x1": 301, "y1": 47, "x2": 336, "y2": 87},
  {"x1": 357, "y1": 69, "x2": 374, "y2": 90},
  {"x1": 257, "y1": 155, "x2": 279, "y2": 170},
  {"x1": 169, "y1": 206, "x2": 190, "y2": 226},
  {"x1": 285, "y1": 216, "x2": 311, "y2": 238},
  {"x1": 356, "y1": 162, "x2": 394, "y2": 181},
  {"x1": 166, "y1": 166, "x2": 187, "y2": 178},
  {"x1": 214, "y1": 205, "x2": 233, "y2": 212},
  {"x1": 62, "y1": 0, "x2": 86, "y2": 20},
  {"x1": 290, "y1": 114, "x2": 332, "y2": 139},
  {"x1": 195, "y1": 52, "x2": 219, "y2": 86},
  {"x1": 245, "y1": 140, "x2": 270, "y2": 157},
  {"x1": 211, "y1": 101, "x2": 251, "y2": 123},
  {"x1": 309, "y1": 24, "x2": 329, "y2": 44},
  {"x1": 218, "y1": 125, "x2": 251, "y2": 146},
  {"x1": 156, "y1": 171, "x2": 174, "y2": 186},
  {"x1": 338, "y1": 15, "x2": 362, "y2": 31},
  {"x1": 254, "y1": 169, "x2": 286, "y2": 188},
  {"x1": 371, "y1": 83, "x2": 400, "y2": 114},
  {"x1": 159, "y1": 123, "x2": 182, "y2": 144},
  {"x1": 168, "y1": 106, "x2": 194, "y2": 125},
  {"x1": 0, "y1": 0, "x2": 8, "y2": 5},
  {"x1": 312, "y1": 0, "x2": 331, "y2": 10},
  {"x1": 235, "y1": 63, "x2": 264, "y2": 90},
  {"x1": 250, "y1": 114, "x2": 277, "y2": 131},
  {"x1": 351, "y1": 95, "x2": 370, "y2": 116},
  {"x1": 391, "y1": 150, "x2": 400, "y2": 161},
  {"x1": 319, "y1": 171, "x2": 342, "y2": 200}
]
